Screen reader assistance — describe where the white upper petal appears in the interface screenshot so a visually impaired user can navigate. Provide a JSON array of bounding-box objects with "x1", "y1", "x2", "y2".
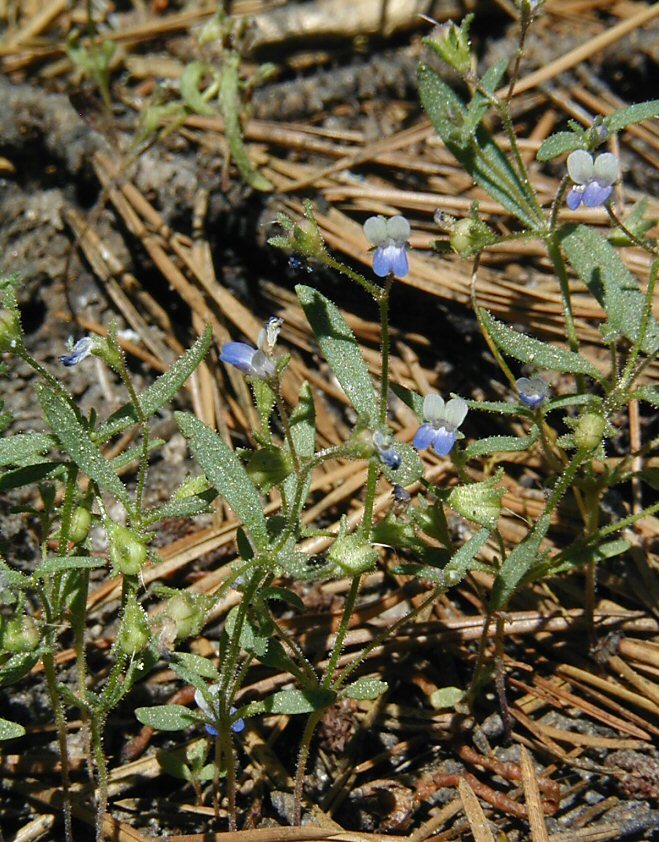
[
  {"x1": 443, "y1": 396, "x2": 468, "y2": 428},
  {"x1": 567, "y1": 149, "x2": 594, "y2": 184},
  {"x1": 593, "y1": 152, "x2": 618, "y2": 185},
  {"x1": 423, "y1": 393, "x2": 445, "y2": 422},
  {"x1": 363, "y1": 216, "x2": 388, "y2": 245},
  {"x1": 386, "y1": 215, "x2": 411, "y2": 243}
]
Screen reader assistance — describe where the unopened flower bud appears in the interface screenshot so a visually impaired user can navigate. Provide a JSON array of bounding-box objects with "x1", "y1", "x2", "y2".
[
  {"x1": 424, "y1": 15, "x2": 473, "y2": 76},
  {"x1": 328, "y1": 518, "x2": 379, "y2": 576},
  {"x1": 69, "y1": 506, "x2": 92, "y2": 544},
  {"x1": 117, "y1": 596, "x2": 150, "y2": 654},
  {"x1": 448, "y1": 472, "x2": 504, "y2": 529},
  {"x1": 2, "y1": 615, "x2": 40, "y2": 652},
  {"x1": 574, "y1": 413, "x2": 605, "y2": 452},
  {"x1": 0, "y1": 309, "x2": 22, "y2": 353},
  {"x1": 107, "y1": 522, "x2": 148, "y2": 575},
  {"x1": 449, "y1": 217, "x2": 496, "y2": 257},
  {"x1": 165, "y1": 592, "x2": 205, "y2": 641}
]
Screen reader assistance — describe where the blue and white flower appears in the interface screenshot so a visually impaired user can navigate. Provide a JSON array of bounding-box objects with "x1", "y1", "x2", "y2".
[
  {"x1": 59, "y1": 336, "x2": 96, "y2": 367},
  {"x1": 372, "y1": 429, "x2": 401, "y2": 470},
  {"x1": 413, "y1": 393, "x2": 468, "y2": 457},
  {"x1": 220, "y1": 317, "x2": 282, "y2": 380},
  {"x1": 566, "y1": 150, "x2": 618, "y2": 210},
  {"x1": 194, "y1": 683, "x2": 245, "y2": 737},
  {"x1": 516, "y1": 376, "x2": 549, "y2": 409},
  {"x1": 363, "y1": 215, "x2": 410, "y2": 278}
]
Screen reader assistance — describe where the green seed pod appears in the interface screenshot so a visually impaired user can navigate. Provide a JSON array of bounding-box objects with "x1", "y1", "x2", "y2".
[
  {"x1": 449, "y1": 217, "x2": 497, "y2": 257},
  {"x1": 328, "y1": 518, "x2": 379, "y2": 576},
  {"x1": 117, "y1": 596, "x2": 150, "y2": 654},
  {"x1": 574, "y1": 413, "x2": 605, "y2": 452},
  {"x1": 0, "y1": 309, "x2": 22, "y2": 353},
  {"x1": 69, "y1": 506, "x2": 92, "y2": 545},
  {"x1": 165, "y1": 592, "x2": 205, "y2": 641},
  {"x1": 292, "y1": 218, "x2": 326, "y2": 259},
  {"x1": 448, "y1": 472, "x2": 505, "y2": 530},
  {"x1": 2, "y1": 615, "x2": 40, "y2": 653},
  {"x1": 107, "y1": 522, "x2": 148, "y2": 575}
]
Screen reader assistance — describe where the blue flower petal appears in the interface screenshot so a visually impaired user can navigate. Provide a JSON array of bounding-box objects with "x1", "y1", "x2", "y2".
[
  {"x1": 413, "y1": 423, "x2": 436, "y2": 451},
  {"x1": 205, "y1": 723, "x2": 219, "y2": 737},
  {"x1": 231, "y1": 717, "x2": 246, "y2": 734},
  {"x1": 582, "y1": 182, "x2": 612, "y2": 208},
  {"x1": 430, "y1": 427, "x2": 457, "y2": 456},
  {"x1": 566, "y1": 188, "x2": 583, "y2": 210},
  {"x1": 389, "y1": 246, "x2": 409, "y2": 278},
  {"x1": 220, "y1": 341, "x2": 257, "y2": 373},
  {"x1": 372, "y1": 246, "x2": 391, "y2": 277}
]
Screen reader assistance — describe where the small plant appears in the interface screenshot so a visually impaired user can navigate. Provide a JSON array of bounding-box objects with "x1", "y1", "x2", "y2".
[{"x1": 0, "y1": 2, "x2": 657, "y2": 838}]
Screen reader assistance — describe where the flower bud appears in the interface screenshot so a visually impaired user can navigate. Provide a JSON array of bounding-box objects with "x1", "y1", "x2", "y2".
[
  {"x1": 292, "y1": 218, "x2": 325, "y2": 259},
  {"x1": 116, "y1": 596, "x2": 151, "y2": 654},
  {"x1": 107, "y1": 522, "x2": 148, "y2": 575},
  {"x1": 328, "y1": 518, "x2": 379, "y2": 576},
  {"x1": 0, "y1": 309, "x2": 22, "y2": 353},
  {"x1": 448, "y1": 472, "x2": 504, "y2": 529},
  {"x1": 424, "y1": 15, "x2": 473, "y2": 76},
  {"x1": 2, "y1": 615, "x2": 40, "y2": 652},
  {"x1": 245, "y1": 447, "x2": 293, "y2": 492},
  {"x1": 574, "y1": 413, "x2": 605, "y2": 452},
  {"x1": 449, "y1": 217, "x2": 496, "y2": 257},
  {"x1": 69, "y1": 506, "x2": 92, "y2": 545},
  {"x1": 165, "y1": 592, "x2": 205, "y2": 641}
]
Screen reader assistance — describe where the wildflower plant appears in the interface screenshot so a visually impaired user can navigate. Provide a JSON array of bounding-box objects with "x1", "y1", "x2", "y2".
[{"x1": 0, "y1": 5, "x2": 657, "y2": 840}]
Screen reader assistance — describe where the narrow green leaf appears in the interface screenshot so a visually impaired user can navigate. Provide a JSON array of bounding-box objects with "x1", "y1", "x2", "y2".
[
  {"x1": 135, "y1": 704, "x2": 201, "y2": 731},
  {"x1": 464, "y1": 58, "x2": 508, "y2": 134},
  {"x1": 95, "y1": 326, "x2": 212, "y2": 443},
  {"x1": 0, "y1": 462, "x2": 63, "y2": 491},
  {"x1": 537, "y1": 132, "x2": 585, "y2": 162},
  {"x1": 0, "y1": 718, "x2": 25, "y2": 740},
  {"x1": 417, "y1": 63, "x2": 541, "y2": 229},
  {"x1": 173, "y1": 653, "x2": 221, "y2": 683},
  {"x1": 297, "y1": 285, "x2": 377, "y2": 422},
  {"x1": 480, "y1": 309, "x2": 604, "y2": 381},
  {"x1": 180, "y1": 61, "x2": 216, "y2": 117},
  {"x1": 0, "y1": 433, "x2": 55, "y2": 467},
  {"x1": 0, "y1": 653, "x2": 40, "y2": 687},
  {"x1": 464, "y1": 427, "x2": 539, "y2": 459},
  {"x1": 35, "y1": 384, "x2": 131, "y2": 507},
  {"x1": 176, "y1": 412, "x2": 269, "y2": 550},
  {"x1": 603, "y1": 100, "x2": 659, "y2": 133},
  {"x1": 219, "y1": 53, "x2": 273, "y2": 192},
  {"x1": 558, "y1": 225, "x2": 659, "y2": 354},
  {"x1": 443, "y1": 527, "x2": 491, "y2": 582},
  {"x1": 430, "y1": 686, "x2": 463, "y2": 709},
  {"x1": 390, "y1": 382, "x2": 424, "y2": 419},
  {"x1": 262, "y1": 688, "x2": 336, "y2": 715},
  {"x1": 632, "y1": 384, "x2": 659, "y2": 408},
  {"x1": 465, "y1": 399, "x2": 529, "y2": 416},
  {"x1": 141, "y1": 490, "x2": 216, "y2": 527},
  {"x1": 37, "y1": 556, "x2": 106, "y2": 576},
  {"x1": 340, "y1": 678, "x2": 388, "y2": 701},
  {"x1": 491, "y1": 514, "x2": 550, "y2": 610}
]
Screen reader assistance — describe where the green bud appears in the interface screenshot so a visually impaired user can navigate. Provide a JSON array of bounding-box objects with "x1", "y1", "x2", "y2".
[
  {"x1": 448, "y1": 471, "x2": 505, "y2": 529},
  {"x1": 165, "y1": 592, "x2": 205, "y2": 641},
  {"x1": 69, "y1": 506, "x2": 92, "y2": 545},
  {"x1": 2, "y1": 615, "x2": 40, "y2": 652},
  {"x1": 245, "y1": 447, "x2": 293, "y2": 492},
  {"x1": 174, "y1": 474, "x2": 211, "y2": 500},
  {"x1": 117, "y1": 596, "x2": 151, "y2": 654},
  {"x1": 424, "y1": 14, "x2": 474, "y2": 76},
  {"x1": 574, "y1": 413, "x2": 605, "y2": 452},
  {"x1": 107, "y1": 522, "x2": 148, "y2": 575},
  {"x1": 0, "y1": 308, "x2": 22, "y2": 353},
  {"x1": 292, "y1": 218, "x2": 326, "y2": 259},
  {"x1": 449, "y1": 217, "x2": 497, "y2": 257},
  {"x1": 328, "y1": 518, "x2": 379, "y2": 576},
  {"x1": 92, "y1": 337, "x2": 123, "y2": 373}
]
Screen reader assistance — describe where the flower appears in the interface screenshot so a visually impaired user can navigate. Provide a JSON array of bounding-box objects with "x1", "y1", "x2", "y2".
[
  {"x1": 516, "y1": 376, "x2": 549, "y2": 409},
  {"x1": 59, "y1": 336, "x2": 95, "y2": 366},
  {"x1": 413, "y1": 393, "x2": 468, "y2": 457},
  {"x1": 566, "y1": 150, "x2": 618, "y2": 210},
  {"x1": 194, "y1": 684, "x2": 245, "y2": 737},
  {"x1": 372, "y1": 429, "x2": 401, "y2": 470},
  {"x1": 219, "y1": 316, "x2": 282, "y2": 380},
  {"x1": 363, "y1": 215, "x2": 410, "y2": 278}
]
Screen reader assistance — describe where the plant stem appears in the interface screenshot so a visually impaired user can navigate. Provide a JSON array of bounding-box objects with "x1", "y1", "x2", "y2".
[
  {"x1": 293, "y1": 710, "x2": 323, "y2": 825},
  {"x1": 323, "y1": 575, "x2": 362, "y2": 689},
  {"x1": 323, "y1": 254, "x2": 382, "y2": 301},
  {"x1": 378, "y1": 275, "x2": 394, "y2": 424},
  {"x1": 42, "y1": 650, "x2": 73, "y2": 842},
  {"x1": 546, "y1": 235, "x2": 581, "y2": 361}
]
